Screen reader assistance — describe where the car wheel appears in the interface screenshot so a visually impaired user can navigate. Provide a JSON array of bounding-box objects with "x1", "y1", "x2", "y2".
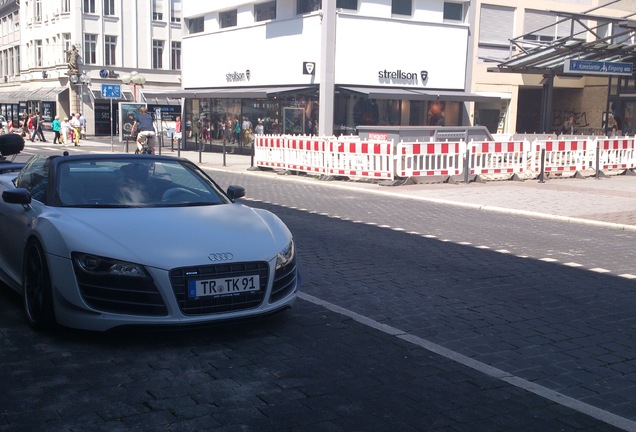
[{"x1": 23, "y1": 240, "x2": 56, "y2": 330}]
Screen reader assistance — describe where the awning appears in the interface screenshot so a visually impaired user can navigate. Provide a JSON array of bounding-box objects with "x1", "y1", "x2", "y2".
[
  {"x1": 339, "y1": 86, "x2": 500, "y2": 102},
  {"x1": 339, "y1": 86, "x2": 422, "y2": 99},
  {"x1": 142, "y1": 85, "x2": 317, "y2": 99},
  {"x1": 0, "y1": 86, "x2": 68, "y2": 103}
]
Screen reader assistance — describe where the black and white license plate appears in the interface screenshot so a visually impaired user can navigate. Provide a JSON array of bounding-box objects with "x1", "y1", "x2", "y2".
[{"x1": 187, "y1": 275, "x2": 260, "y2": 299}]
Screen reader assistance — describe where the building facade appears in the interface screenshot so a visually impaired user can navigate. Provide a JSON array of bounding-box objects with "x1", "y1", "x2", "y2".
[
  {"x1": 471, "y1": 0, "x2": 636, "y2": 136},
  {"x1": 174, "y1": 0, "x2": 485, "y2": 145},
  {"x1": 0, "y1": 0, "x2": 182, "y2": 135}
]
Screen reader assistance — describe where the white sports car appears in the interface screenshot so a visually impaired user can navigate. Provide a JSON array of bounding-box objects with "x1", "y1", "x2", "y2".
[{"x1": 0, "y1": 141, "x2": 299, "y2": 331}]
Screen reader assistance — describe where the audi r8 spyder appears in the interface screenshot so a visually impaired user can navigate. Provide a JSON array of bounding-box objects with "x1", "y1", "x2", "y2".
[{"x1": 0, "y1": 148, "x2": 299, "y2": 331}]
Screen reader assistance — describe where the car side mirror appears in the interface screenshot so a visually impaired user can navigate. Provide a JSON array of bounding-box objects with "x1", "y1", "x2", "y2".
[
  {"x1": 3, "y1": 188, "x2": 32, "y2": 205},
  {"x1": 226, "y1": 185, "x2": 245, "y2": 201}
]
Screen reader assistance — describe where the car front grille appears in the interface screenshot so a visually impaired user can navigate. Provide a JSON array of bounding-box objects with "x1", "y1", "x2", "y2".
[
  {"x1": 75, "y1": 273, "x2": 168, "y2": 316},
  {"x1": 270, "y1": 257, "x2": 297, "y2": 303},
  {"x1": 169, "y1": 262, "x2": 269, "y2": 315}
]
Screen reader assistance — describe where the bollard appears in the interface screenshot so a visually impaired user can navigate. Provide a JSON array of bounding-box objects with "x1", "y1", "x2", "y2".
[
  {"x1": 223, "y1": 141, "x2": 227, "y2": 167},
  {"x1": 463, "y1": 149, "x2": 470, "y2": 184},
  {"x1": 250, "y1": 141, "x2": 255, "y2": 168},
  {"x1": 198, "y1": 142, "x2": 202, "y2": 164},
  {"x1": 538, "y1": 148, "x2": 546, "y2": 183},
  {"x1": 125, "y1": 135, "x2": 129, "y2": 153},
  {"x1": 595, "y1": 143, "x2": 600, "y2": 180}
]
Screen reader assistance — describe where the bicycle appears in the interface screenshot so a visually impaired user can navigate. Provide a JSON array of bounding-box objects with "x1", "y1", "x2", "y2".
[{"x1": 134, "y1": 134, "x2": 153, "y2": 154}]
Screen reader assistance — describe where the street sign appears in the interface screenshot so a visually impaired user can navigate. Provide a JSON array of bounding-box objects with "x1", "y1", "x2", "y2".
[
  {"x1": 564, "y1": 59, "x2": 633, "y2": 76},
  {"x1": 101, "y1": 84, "x2": 121, "y2": 99}
]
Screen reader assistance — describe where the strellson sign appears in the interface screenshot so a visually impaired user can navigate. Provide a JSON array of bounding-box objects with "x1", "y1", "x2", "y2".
[
  {"x1": 564, "y1": 59, "x2": 633, "y2": 76},
  {"x1": 378, "y1": 69, "x2": 429, "y2": 85}
]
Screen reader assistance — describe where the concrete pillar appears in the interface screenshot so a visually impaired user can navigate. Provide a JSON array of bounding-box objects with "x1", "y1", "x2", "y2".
[{"x1": 318, "y1": 0, "x2": 336, "y2": 136}]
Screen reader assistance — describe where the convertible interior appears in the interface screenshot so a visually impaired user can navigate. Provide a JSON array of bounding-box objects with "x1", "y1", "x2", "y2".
[{"x1": 55, "y1": 162, "x2": 224, "y2": 207}]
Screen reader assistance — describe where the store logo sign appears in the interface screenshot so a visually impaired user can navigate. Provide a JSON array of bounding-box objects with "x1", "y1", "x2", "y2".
[
  {"x1": 378, "y1": 69, "x2": 429, "y2": 85},
  {"x1": 303, "y1": 62, "x2": 315, "y2": 75},
  {"x1": 226, "y1": 70, "x2": 250, "y2": 82}
]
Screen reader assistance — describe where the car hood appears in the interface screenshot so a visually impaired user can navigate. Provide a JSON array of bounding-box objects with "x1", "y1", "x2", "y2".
[{"x1": 42, "y1": 203, "x2": 291, "y2": 269}]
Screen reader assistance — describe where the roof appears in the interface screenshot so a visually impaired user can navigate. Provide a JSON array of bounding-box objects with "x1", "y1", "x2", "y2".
[{"x1": 486, "y1": 2, "x2": 636, "y2": 77}]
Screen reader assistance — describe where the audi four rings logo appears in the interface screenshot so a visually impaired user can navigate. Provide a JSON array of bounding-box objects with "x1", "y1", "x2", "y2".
[{"x1": 208, "y1": 253, "x2": 234, "y2": 261}]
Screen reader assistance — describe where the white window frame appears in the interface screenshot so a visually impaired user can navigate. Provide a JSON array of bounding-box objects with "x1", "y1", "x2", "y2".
[
  {"x1": 104, "y1": 35, "x2": 116, "y2": 66},
  {"x1": 84, "y1": 34, "x2": 97, "y2": 64}
]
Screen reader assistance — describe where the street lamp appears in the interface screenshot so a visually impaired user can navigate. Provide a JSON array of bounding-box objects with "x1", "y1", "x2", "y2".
[
  {"x1": 70, "y1": 71, "x2": 91, "y2": 116},
  {"x1": 121, "y1": 71, "x2": 146, "y2": 102}
]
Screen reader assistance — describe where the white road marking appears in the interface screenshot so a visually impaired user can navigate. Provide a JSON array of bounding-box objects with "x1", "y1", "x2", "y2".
[{"x1": 299, "y1": 292, "x2": 636, "y2": 432}]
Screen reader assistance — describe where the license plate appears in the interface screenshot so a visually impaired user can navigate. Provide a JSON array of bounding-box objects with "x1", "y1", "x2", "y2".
[{"x1": 187, "y1": 275, "x2": 260, "y2": 299}]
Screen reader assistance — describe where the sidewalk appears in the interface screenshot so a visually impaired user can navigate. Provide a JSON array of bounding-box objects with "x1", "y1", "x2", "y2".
[{"x1": 43, "y1": 134, "x2": 636, "y2": 231}]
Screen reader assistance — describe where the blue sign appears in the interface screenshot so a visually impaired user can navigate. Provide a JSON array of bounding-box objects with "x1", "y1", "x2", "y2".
[
  {"x1": 564, "y1": 59, "x2": 633, "y2": 76},
  {"x1": 101, "y1": 84, "x2": 121, "y2": 99}
]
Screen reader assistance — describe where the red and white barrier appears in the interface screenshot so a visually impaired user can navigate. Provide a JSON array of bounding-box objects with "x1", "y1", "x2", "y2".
[
  {"x1": 468, "y1": 141, "x2": 529, "y2": 176},
  {"x1": 395, "y1": 142, "x2": 465, "y2": 178},
  {"x1": 285, "y1": 136, "x2": 327, "y2": 174},
  {"x1": 593, "y1": 138, "x2": 636, "y2": 171},
  {"x1": 253, "y1": 134, "x2": 635, "y2": 182},
  {"x1": 254, "y1": 135, "x2": 287, "y2": 169},
  {"x1": 531, "y1": 139, "x2": 589, "y2": 174},
  {"x1": 325, "y1": 139, "x2": 394, "y2": 180}
]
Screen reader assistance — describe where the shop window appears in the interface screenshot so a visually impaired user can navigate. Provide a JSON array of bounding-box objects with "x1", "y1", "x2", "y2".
[
  {"x1": 220, "y1": 9, "x2": 237, "y2": 28},
  {"x1": 297, "y1": 0, "x2": 321, "y2": 15},
  {"x1": 255, "y1": 1, "x2": 276, "y2": 22},
  {"x1": 391, "y1": 0, "x2": 411, "y2": 16},
  {"x1": 337, "y1": 0, "x2": 357, "y2": 9},
  {"x1": 443, "y1": 2, "x2": 463, "y2": 22},
  {"x1": 187, "y1": 17, "x2": 204, "y2": 34}
]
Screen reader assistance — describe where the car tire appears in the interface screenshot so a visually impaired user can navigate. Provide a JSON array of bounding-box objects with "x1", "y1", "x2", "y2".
[{"x1": 23, "y1": 240, "x2": 56, "y2": 330}]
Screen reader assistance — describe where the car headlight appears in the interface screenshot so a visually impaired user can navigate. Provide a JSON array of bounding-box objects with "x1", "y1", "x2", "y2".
[
  {"x1": 72, "y1": 253, "x2": 148, "y2": 278},
  {"x1": 275, "y1": 240, "x2": 295, "y2": 270}
]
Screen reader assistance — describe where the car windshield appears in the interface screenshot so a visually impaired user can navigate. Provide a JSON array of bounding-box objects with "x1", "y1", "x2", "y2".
[{"x1": 54, "y1": 158, "x2": 231, "y2": 208}]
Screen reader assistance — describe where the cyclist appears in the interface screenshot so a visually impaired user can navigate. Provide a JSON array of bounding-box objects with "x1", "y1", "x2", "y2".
[{"x1": 130, "y1": 107, "x2": 156, "y2": 154}]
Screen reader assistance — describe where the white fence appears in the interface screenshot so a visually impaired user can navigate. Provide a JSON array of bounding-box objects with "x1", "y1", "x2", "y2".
[{"x1": 253, "y1": 135, "x2": 636, "y2": 182}]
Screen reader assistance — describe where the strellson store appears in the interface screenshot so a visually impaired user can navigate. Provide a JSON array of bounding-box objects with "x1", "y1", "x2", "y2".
[{"x1": 158, "y1": 1, "x2": 494, "y2": 150}]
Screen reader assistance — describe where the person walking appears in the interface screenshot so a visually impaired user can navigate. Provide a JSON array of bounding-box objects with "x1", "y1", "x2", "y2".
[
  {"x1": 131, "y1": 106, "x2": 157, "y2": 154},
  {"x1": 79, "y1": 113, "x2": 87, "y2": 139},
  {"x1": 52, "y1": 116, "x2": 61, "y2": 144},
  {"x1": 30, "y1": 112, "x2": 44, "y2": 142},
  {"x1": 69, "y1": 113, "x2": 81, "y2": 146},
  {"x1": 60, "y1": 117, "x2": 69, "y2": 146}
]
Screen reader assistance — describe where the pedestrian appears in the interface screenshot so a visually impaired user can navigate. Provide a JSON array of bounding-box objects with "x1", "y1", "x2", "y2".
[
  {"x1": 174, "y1": 116, "x2": 182, "y2": 147},
  {"x1": 254, "y1": 120, "x2": 264, "y2": 135},
  {"x1": 561, "y1": 114, "x2": 575, "y2": 135},
  {"x1": 34, "y1": 111, "x2": 46, "y2": 142},
  {"x1": 234, "y1": 119, "x2": 241, "y2": 147},
  {"x1": 242, "y1": 116, "x2": 253, "y2": 145},
  {"x1": 52, "y1": 115, "x2": 61, "y2": 144},
  {"x1": 69, "y1": 113, "x2": 81, "y2": 146},
  {"x1": 131, "y1": 106, "x2": 157, "y2": 154},
  {"x1": 21, "y1": 113, "x2": 28, "y2": 137},
  {"x1": 79, "y1": 113, "x2": 87, "y2": 139},
  {"x1": 60, "y1": 117, "x2": 69, "y2": 146}
]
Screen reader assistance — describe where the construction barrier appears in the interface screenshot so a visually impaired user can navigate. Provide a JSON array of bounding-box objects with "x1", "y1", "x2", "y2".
[
  {"x1": 594, "y1": 137, "x2": 636, "y2": 172},
  {"x1": 395, "y1": 141, "x2": 465, "y2": 178},
  {"x1": 285, "y1": 136, "x2": 328, "y2": 174},
  {"x1": 253, "y1": 134, "x2": 636, "y2": 183},
  {"x1": 325, "y1": 139, "x2": 394, "y2": 180},
  {"x1": 254, "y1": 135, "x2": 287, "y2": 170},
  {"x1": 468, "y1": 141, "x2": 529, "y2": 177},
  {"x1": 531, "y1": 139, "x2": 589, "y2": 175}
]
